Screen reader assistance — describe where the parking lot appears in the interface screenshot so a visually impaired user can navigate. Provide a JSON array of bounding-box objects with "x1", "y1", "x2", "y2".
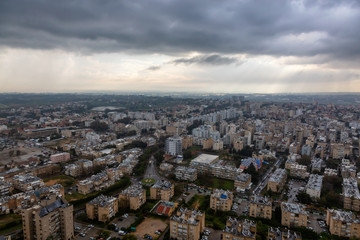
[
  {"x1": 110, "y1": 214, "x2": 137, "y2": 230},
  {"x1": 201, "y1": 227, "x2": 222, "y2": 240},
  {"x1": 287, "y1": 179, "x2": 306, "y2": 203}
]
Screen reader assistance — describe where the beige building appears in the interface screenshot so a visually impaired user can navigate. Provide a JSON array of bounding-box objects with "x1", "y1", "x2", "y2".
[
  {"x1": 249, "y1": 195, "x2": 272, "y2": 219},
  {"x1": 343, "y1": 178, "x2": 360, "y2": 211},
  {"x1": 150, "y1": 180, "x2": 174, "y2": 201},
  {"x1": 234, "y1": 173, "x2": 251, "y2": 191},
  {"x1": 22, "y1": 197, "x2": 74, "y2": 240},
  {"x1": 267, "y1": 169, "x2": 287, "y2": 193},
  {"x1": 210, "y1": 189, "x2": 233, "y2": 211},
  {"x1": 268, "y1": 227, "x2": 302, "y2": 240},
  {"x1": 290, "y1": 164, "x2": 308, "y2": 179},
  {"x1": 86, "y1": 194, "x2": 118, "y2": 223},
  {"x1": 223, "y1": 217, "x2": 257, "y2": 240},
  {"x1": 119, "y1": 184, "x2": 146, "y2": 210},
  {"x1": 305, "y1": 174, "x2": 323, "y2": 199},
  {"x1": 326, "y1": 209, "x2": 360, "y2": 238},
  {"x1": 281, "y1": 202, "x2": 308, "y2": 227},
  {"x1": 170, "y1": 208, "x2": 205, "y2": 240}
]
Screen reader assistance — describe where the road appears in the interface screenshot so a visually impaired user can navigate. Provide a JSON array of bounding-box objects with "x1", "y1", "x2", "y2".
[
  {"x1": 252, "y1": 158, "x2": 282, "y2": 195},
  {"x1": 143, "y1": 156, "x2": 164, "y2": 182}
]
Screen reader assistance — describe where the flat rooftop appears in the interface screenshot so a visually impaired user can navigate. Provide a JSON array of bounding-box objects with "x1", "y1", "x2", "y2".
[{"x1": 191, "y1": 154, "x2": 219, "y2": 165}]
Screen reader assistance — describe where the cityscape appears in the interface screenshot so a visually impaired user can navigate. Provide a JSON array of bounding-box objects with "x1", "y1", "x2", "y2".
[{"x1": 1, "y1": 0, "x2": 360, "y2": 240}]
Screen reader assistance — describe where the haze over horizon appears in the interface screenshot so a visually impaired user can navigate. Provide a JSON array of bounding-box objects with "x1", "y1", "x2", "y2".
[{"x1": 1, "y1": 0, "x2": 360, "y2": 93}]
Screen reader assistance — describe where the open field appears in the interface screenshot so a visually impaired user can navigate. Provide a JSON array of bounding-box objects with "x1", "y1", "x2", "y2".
[
  {"x1": 44, "y1": 175, "x2": 76, "y2": 187},
  {"x1": 133, "y1": 217, "x2": 167, "y2": 239},
  {"x1": 195, "y1": 175, "x2": 234, "y2": 190}
]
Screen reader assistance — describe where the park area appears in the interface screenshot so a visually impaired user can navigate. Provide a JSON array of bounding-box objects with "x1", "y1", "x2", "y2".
[{"x1": 133, "y1": 217, "x2": 167, "y2": 239}]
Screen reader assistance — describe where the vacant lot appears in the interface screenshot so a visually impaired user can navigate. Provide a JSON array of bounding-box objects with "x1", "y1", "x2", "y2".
[
  {"x1": 133, "y1": 217, "x2": 167, "y2": 239},
  {"x1": 44, "y1": 175, "x2": 76, "y2": 187},
  {"x1": 195, "y1": 175, "x2": 234, "y2": 190}
]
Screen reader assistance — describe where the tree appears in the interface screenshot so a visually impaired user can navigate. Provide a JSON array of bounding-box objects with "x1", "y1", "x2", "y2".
[
  {"x1": 298, "y1": 155, "x2": 311, "y2": 166},
  {"x1": 122, "y1": 234, "x2": 137, "y2": 240},
  {"x1": 296, "y1": 192, "x2": 312, "y2": 204},
  {"x1": 90, "y1": 120, "x2": 109, "y2": 132},
  {"x1": 244, "y1": 163, "x2": 259, "y2": 184}
]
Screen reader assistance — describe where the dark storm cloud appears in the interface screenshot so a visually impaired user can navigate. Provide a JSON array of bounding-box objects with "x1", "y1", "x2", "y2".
[
  {"x1": 0, "y1": 0, "x2": 360, "y2": 59},
  {"x1": 171, "y1": 54, "x2": 239, "y2": 65}
]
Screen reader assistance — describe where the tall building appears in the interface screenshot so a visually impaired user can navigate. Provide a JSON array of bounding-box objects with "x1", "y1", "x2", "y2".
[
  {"x1": 268, "y1": 227, "x2": 302, "y2": 240},
  {"x1": 222, "y1": 217, "x2": 257, "y2": 240},
  {"x1": 175, "y1": 166, "x2": 197, "y2": 182},
  {"x1": 119, "y1": 184, "x2": 146, "y2": 210},
  {"x1": 22, "y1": 197, "x2": 74, "y2": 240},
  {"x1": 170, "y1": 208, "x2": 205, "y2": 240},
  {"x1": 86, "y1": 194, "x2": 118, "y2": 222},
  {"x1": 150, "y1": 180, "x2": 174, "y2": 201},
  {"x1": 165, "y1": 137, "x2": 183, "y2": 156},
  {"x1": 343, "y1": 178, "x2": 360, "y2": 211},
  {"x1": 249, "y1": 195, "x2": 272, "y2": 219},
  {"x1": 210, "y1": 189, "x2": 233, "y2": 211},
  {"x1": 326, "y1": 209, "x2": 360, "y2": 238},
  {"x1": 267, "y1": 169, "x2": 287, "y2": 193},
  {"x1": 234, "y1": 173, "x2": 251, "y2": 191},
  {"x1": 281, "y1": 202, "x2": 308, "y2": 227},
  {"x1": 305, "y1": 174, "x2": 323, "y2": 199}
]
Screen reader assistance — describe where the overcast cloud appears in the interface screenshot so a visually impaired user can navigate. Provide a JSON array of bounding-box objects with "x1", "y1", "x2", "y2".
[{"x1": 0, "y1": 0, "x2": 360, "y2": 93}]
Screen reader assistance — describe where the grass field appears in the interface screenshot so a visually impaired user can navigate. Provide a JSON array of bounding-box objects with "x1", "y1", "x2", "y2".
[
  {"x1": 0, "y1": 214, "x2": 22, "y2": 235},
  {"x1": 44, "y1": 174, "x2": 76, "y2": 187},
  {"x1": 195, "y1": 175, "x2": 234, "y2": 190}
]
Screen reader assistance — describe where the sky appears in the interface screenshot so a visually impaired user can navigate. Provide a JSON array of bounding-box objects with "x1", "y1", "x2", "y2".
[{"x1": 1, "y1": 0, "x2": 360, "y2": 93}]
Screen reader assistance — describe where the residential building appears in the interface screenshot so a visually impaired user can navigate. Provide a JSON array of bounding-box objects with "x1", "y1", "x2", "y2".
[
  {"x1": 0, "y1": 177, "x2": 13, "y2": 197},
  {"x1": 119, "y1": 185, "x2": 146, "y2": 210},
  {"x1": 268, "y1": 227, "x2": 302, "y2": 240},
  {"x1": 249, "y1": 195, "x2": 272, "y2": 219},
  {"x1": 281, "y1": 202, "x2": 308, "y2": 227},
  {"x1": 50, "y1": 152, "x2": 70, "y2": 163},
  {"x1": 170, "y1": 208, "x2": 205, "y2": 240},
  {"x1": 326, "y1": 209, "x2": 360, "y2": 238},
  {"x1": 12, "y1": 174, "x2": 45, "y2": 192},
  {"x1": 290, "y1": 164, "x2": 308, "y2": 179},
  {"x1": 234, "y1": 173, "x2": 251, "y2": 191},
  {"x1": 86, "y1": 194, "x2": 118, "y2": 222},
  {"x1": 150, "y1": 180, "x2": 174, "y2": 201},
  {"x1": 324, "y1": 168, "x2": 338, "y2": 177},
  {"x1": 267, "y1": 169, "x2": 287, "y2": 193},
  {"x1": 175, "y1": 166, "x2": 197, "y2": 182},
  {"x1": 222, "y1": 217, "x2": 257, "y2": 240},
  {"x1": 343, "y1": 178, "x2": 360, "y2": 211},
  {"x1": 165, "y1": 137, "x2": 183, "y2": 156},
  {"x1": 305, "y1": 174, "x2": 323, "y2": 199},
  {"x1": 22, "y1": 197, "x2": 74, "y2": 240},
  {"x1": 210, "y1": 189, "x2": 233, "y2": 211}
]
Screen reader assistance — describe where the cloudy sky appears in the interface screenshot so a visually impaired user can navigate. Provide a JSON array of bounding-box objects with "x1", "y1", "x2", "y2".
[{"x1": 1, "y1": 0, "x2": 360, "y2": 93}]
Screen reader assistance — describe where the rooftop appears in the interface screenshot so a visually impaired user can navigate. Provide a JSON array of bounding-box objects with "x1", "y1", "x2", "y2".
[
  {"x1": 281, "y1": 202, "x2": 308, "y2": 215},
  {"x1": 191, "y1": 154, "x2": 219, "y2": 165},
  {"x1": 306, "y1": 174, "x2": 323, "y2": 191},
  {"x1": 268, "y1": 169, "x2": 287, "y2": 183},
  {"x1": 88, "y1": 194, "x2": 117, "y2": 207},
  {"x1": 170, "y1": 207, "x2": 203, "y2": 226},
  {"x1": 343, "y1": 178, "x2": 360, "y2": 199}
]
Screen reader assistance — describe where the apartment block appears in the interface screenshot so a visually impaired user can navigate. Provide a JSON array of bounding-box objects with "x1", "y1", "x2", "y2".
[
  {"x1": 305, "y1": 174, "x2": 323, "y2": 199},
  {"x1": 234, "y1": 173, "x2": 251, "y2": 191},
  {"x1": 12, "y1": 174, "x2": 45, "y2": 192},
  {"x1": 290, "y1": 164, "x2": 308, "y2": 179},
  {"x1": 343, "y1": 178, "x2": 360, "y2": 211},
  {"x1": 210, "y1": 189, "x2": 233, "y2": 211},
  {"x1": 324, "y1": 168, "x2": 338, "y2": 177},
  {"x1": 326, "y1": 209, "x2": 360, "y2": 238},
  {"x1": 86, "y1": 194, "x2": 118, "y2": 222},
  {"x1": 119, "y1": 185, "x2": 146, "y2": 210},
  {"x1": 170, "y1": 208, "x2": 205, "y2": 240},
  {"x1": 175, "y1": 166, "x2": 197, "y2": 182},
  {"x1": 268, "y1": 227, "x2": 302, "y2": 240},
  {"x1": 223, "y1": 217, "x2": 257, "y2": 240},
  {"x1": 150, "y1": 180, "x2": 174, "y2": 201},
  {"x1": 22, "y1": 197, "x2": 74, "y2": 240},
  {"x1": 281, "y1": 202, "x2": 308, "y2": 227},
  {"x1": 0, "y1": 177, "x2": 13, "y2": 197},
  {"x1": 165, "y1": 137, "x2": 183, "y2": 156},
  {"x1": 267, "y1": 169, "x2": 287, "y2": 193},
  {"x1": 249, "y1": 195, "x2": 272, "y2": 219},
  {"x1": 50, "y1": 152, "x2": 70, "y2": 163}
]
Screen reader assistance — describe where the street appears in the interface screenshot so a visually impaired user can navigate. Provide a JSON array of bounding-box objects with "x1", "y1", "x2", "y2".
[{"x1": 253, "y1": 158, "x2": 282, "y2": 195}]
